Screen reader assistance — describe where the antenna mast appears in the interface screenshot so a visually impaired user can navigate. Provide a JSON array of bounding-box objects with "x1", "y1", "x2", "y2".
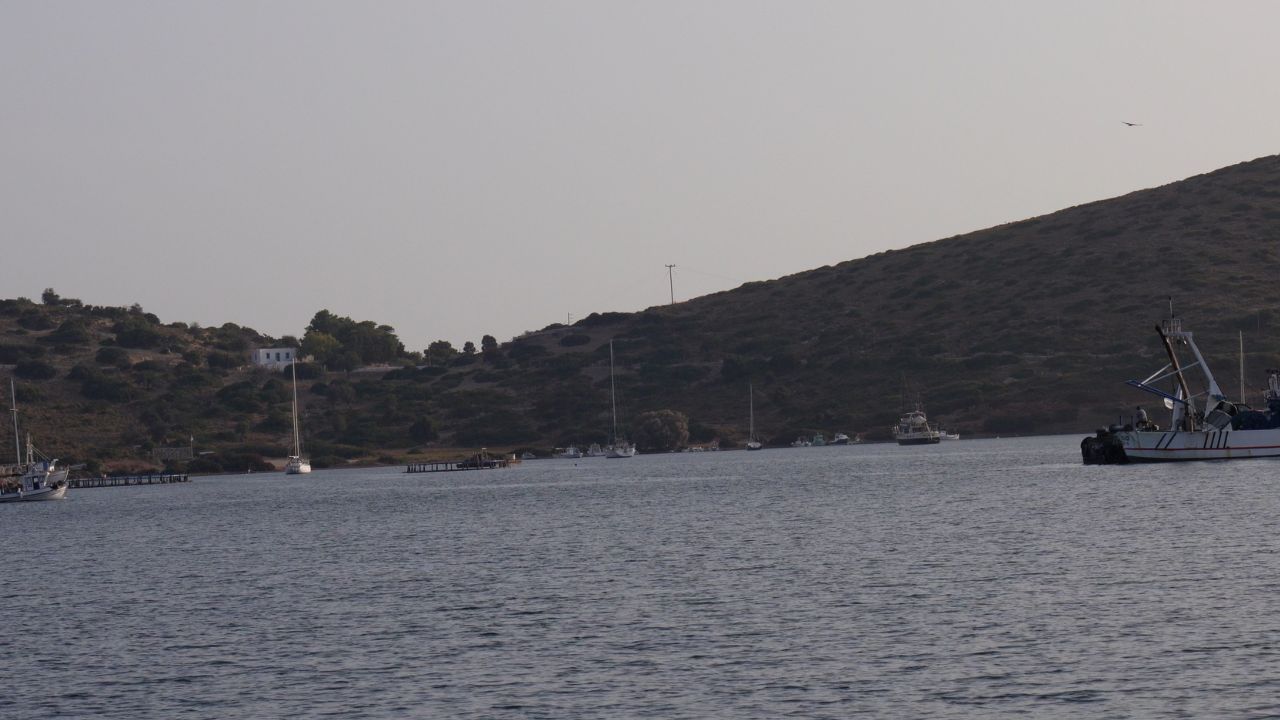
[{"x1": 666, "y1": 264, "x2": 676, "y2": 305}]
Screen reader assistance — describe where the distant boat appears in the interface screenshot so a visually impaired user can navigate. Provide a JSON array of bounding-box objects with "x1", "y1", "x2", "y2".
[
  {"x1": 2, "y1": 380, "x2": 67, "y2": 503},
  {"x1": 893, "y1": 407, "x2": 942, "y2": 445},
  {"x1": 811, "y1": 433, "x2": 826, "y2": 447},
  {"x1": 520, "y1": 451, "x2": 537, "y2": 460},
  {"x1": 830, "y1": 432, "x2": 851, "y2": 445},
  {"x1": 746, "y1": 383, "x2": 763, "y2": 450},
  {"x1": 791, "y1": 436, "x2": 811, "y2": 448},
  {"x1": 555, "y1": 446, "x2": 583, "y2": 459},
  {"x1": 586, "y1": 443, "x2": 606, "y2": 458},
  {"x1": 940, "y1": 430, "x2": 961, "y2": 441},
  {"x1": 606, "y1": 341, "x2": 636, "y2": 458},
  {"x1": 284, "y1": 361, "x2": 312, "y2": 474}
]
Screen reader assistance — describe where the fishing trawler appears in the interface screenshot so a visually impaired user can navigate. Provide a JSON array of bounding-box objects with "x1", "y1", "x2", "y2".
[
  {"x1": 1, "y1": 380, "x2": 68, "y2": 503},
  {"x1": 1082, "y1": 317, "x2": 1280, "y2": 463}
]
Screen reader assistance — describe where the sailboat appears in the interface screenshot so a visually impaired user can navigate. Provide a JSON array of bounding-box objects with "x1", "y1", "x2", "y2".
[
  {"x1": 284, "y1": 361, "x2": 312, "y2": 474},
  {"x1": 1, "y1": 379, "x2": 68, "y2": 503},
  {"x1": 746, "y1": 383, "x2": 763, "y2": 450},
  {"x1": 606, "y1": 341, "x2": 636, "y2": 458}
]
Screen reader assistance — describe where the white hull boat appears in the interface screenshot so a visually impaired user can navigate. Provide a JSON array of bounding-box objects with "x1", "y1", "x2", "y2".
[
  {"x1": 1083, "y1": 317, "x2": 1280, "y2": 464},
  {"x1": 606, "y1": 444, "x2": 637, "y2": 458},
  {"x1": 746, "y1": 383, "x2": 763, "y2": 450},
  {"x1": 3, "y1": 381, "x2": 68, "y2": 503},
  {"x1": 0, "y1": 481, "x2": 66, "y2": 503},
  {"x1": 605, "y1": 342, "x2": 635, "y2": 458},
  {"x1": 893, "y1": 408, "x2": 941, "y2": 445},
  {"x1": 284, "y1": 361, "x2": 312, "y2": 474}
]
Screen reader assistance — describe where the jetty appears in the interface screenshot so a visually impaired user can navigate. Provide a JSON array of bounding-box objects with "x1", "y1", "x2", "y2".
[
  {"x1": 68, "y1": 473, "x2": 191, "y2": 489},
  {"x1": 406, "y1": 456, "x2": 510, "y2": 473}
]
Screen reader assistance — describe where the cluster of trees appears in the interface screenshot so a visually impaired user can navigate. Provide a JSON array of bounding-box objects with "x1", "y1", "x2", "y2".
[{"x1": 300, "y1": 310, "x2": 405, "y2": 370}]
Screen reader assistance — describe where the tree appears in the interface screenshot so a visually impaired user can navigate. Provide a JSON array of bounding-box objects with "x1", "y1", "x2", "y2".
[
  {"x1": 463, "y1": 341, "x2": 477, "y2": 355},
  {"x1": 301, "y1": 332, "x2": 341, "y2": 365},
  {"x1": 481, "y1": 335, "x2": 498, "y2": 353},
  {"x1": 425, "y1": 340, "x2": 458, "y2": 366},
  {"x1": 632, "y1": 410, "x2": 690, "y2": 453},
  {"x1": 408, "y1": 417, "x2": 437, "y2": 443},
  {"x1": 41, "y1": 288, "x2": 60, "y2": 305}
]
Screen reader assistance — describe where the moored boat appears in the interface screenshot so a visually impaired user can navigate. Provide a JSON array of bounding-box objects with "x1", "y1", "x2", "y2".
[
  {"x1": 746, "y1": 383, "x2": 763, "y2": 450},
  {"x1": 2, "y1": 380, "x2": 68, "y2": 503},
  {"x1": 893, "y1": 407, "x2": 942, "y2": 445},
  {"x1": 1083, "y1": 317, "x2": 1280, "y2": 463},
  {"x1": 555, "y1": 446, "x2": 583, "y2": 459},
  {"x1": 284, "y1": 361, "x2": 311, "y2": 474},
  {"x1": 605, "y1": 342, "x2": 637, "y2": 458}
]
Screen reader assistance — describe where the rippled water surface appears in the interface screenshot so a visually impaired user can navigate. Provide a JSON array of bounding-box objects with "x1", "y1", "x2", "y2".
[{"x1": 6, "y1": 436, "x2": 1280, "y2": 718}]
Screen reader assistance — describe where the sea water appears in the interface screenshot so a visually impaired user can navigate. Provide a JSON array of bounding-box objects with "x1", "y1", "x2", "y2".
[{"x1": 5, "y1": 436, "x2": 1280, "y2": 718}]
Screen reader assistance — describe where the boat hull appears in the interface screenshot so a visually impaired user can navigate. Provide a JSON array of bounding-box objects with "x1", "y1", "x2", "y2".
[
  {"x1": 0, "y1": 483, "x2": 66, "y2": 503},
  {"x1": 896, "y1": 430, "x2": 947, "y2": 443},
  {"x1": 1112, "y1": 428, "x2": 1280, "y2": 462}
]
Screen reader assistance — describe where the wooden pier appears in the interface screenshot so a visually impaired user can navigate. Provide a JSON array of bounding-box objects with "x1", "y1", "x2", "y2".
[
  {"x1": 405, "y1": 457, "x2": 510, "y2": 473},
  {"x1": 67, "y1": 473, "x2": 191, "y2": 489}
]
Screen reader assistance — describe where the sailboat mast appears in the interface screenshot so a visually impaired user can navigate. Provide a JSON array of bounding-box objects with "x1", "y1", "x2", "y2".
[
  {"x1": 291, "y1": 361, "x2": 301, "y2": 456},
  {"x1": 609, "y1": 341, "x2": 618, "y2": 442},
  {"x1": 9, "y1": 378, "x2": 20, "y2": 466},
  {"x1": 749, "y1": 382, "x2": 755, "y2": 439},
  {"x1": 1240, "y1": 330, "x2": 1245, "y2": 404}
]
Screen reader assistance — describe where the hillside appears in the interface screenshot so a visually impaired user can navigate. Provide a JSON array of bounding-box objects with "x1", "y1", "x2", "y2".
[{"x1": 4, "y1": 154, "x2": 1280, "y2": 469}]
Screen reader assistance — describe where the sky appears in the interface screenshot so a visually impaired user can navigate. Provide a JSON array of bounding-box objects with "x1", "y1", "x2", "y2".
[{"x1": 3, "y1": 1, "x2": 1279, "y2": 352}]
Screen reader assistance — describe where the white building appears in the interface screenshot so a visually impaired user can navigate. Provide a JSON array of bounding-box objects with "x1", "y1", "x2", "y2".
[{"x1": 251, "y1": 347, "x2": 300, "y2": 369}]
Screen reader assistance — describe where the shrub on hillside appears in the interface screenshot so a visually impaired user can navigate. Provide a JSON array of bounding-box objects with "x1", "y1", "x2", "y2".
[
  {"x1": 14, "y1": 360, "x2": 57, "y2": 380},
  {"x1": 113, "y1": 316, "x2": 163, "y2": 348},
  {"x1": 95, "y1": 346, "x2": 131, "y2": 367},
  {"x1": 207, "y1": 351, "x2": 241, "y2": 370},
  {"x1": 79, "y1": 372, "x2": 131, "y2": 402},
  {"x1": 0, "y1": 345, "x2": 45, "y2": 363},
  {"x1": 558, "y1": 333, "x2": 591, "y2": 347},
  {"x1": 17, "y1": 312, "x2": 55, "y2": 331},
  {"x1": 45, "y1": 319, "x2": 92, "y2": 346}
]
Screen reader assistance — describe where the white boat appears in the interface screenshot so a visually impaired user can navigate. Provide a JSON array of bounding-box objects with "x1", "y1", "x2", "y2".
[
  {"x1": 555, "y1": 446, "x2": 583, "y2": 459},
  {"x1": 2, "y1": 380, "x2": 68, "y2": 503},
  {"x1": 586, "y1": 443, "x2": 607, "y2": 457},
  {"x1": 520, "y1": 451, "x2": 537, "y2": 460},
  {"x1": 284, "y1": 361, "x2": 311, "y2": 474},
  {"x1": 1083, "y1": 317, "x2": 1280, "y2": 463},
  {"x1": 830, "y1": 432, "x2": 851, "y2": 445},
  {"x1": 940, "y1": 431, "x2": 961, "y2": 441},
  {"x1": 746, "y1": 383, "x2": 763, "y2": 450},
  {"x1": 605, "y1": 341, "x2": 636, "y2": 458},
  {"x1": 893, "y1": 407, "x2": 942, "y2": 445}
]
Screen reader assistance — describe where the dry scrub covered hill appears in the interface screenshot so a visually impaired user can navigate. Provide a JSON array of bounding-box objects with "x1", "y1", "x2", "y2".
[{"x1": 4, "y1": 154, "x2": 1280, "y2": 466}]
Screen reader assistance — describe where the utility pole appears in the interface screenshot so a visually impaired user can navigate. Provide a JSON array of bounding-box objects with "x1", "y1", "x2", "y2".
[{"x1": 665, "y1": 264, "x2": 676, "y2": 305}]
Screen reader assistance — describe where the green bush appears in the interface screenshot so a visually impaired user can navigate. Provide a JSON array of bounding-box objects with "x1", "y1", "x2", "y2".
[
  {"x1": 95, "y1": 347, "x2": 131, "y2": 367},
  {"x1": 14, "y1": 360, "x2": 57, "y2": 380}
]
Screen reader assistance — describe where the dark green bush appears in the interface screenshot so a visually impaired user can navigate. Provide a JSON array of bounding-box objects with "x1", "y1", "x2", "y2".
[{"x1": 14, "y1": 360, "x2": 57, "y2": 380}]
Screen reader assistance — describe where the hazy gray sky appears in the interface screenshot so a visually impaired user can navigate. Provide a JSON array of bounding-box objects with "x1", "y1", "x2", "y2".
[{"x1": 3, "y1": 1, "x2": 1278, "y2": 351}]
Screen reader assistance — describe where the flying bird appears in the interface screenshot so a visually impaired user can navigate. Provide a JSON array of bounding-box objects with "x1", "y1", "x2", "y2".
[{"x1": 1122, "y1": 121, "x2": 1142, "y2": 126}]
